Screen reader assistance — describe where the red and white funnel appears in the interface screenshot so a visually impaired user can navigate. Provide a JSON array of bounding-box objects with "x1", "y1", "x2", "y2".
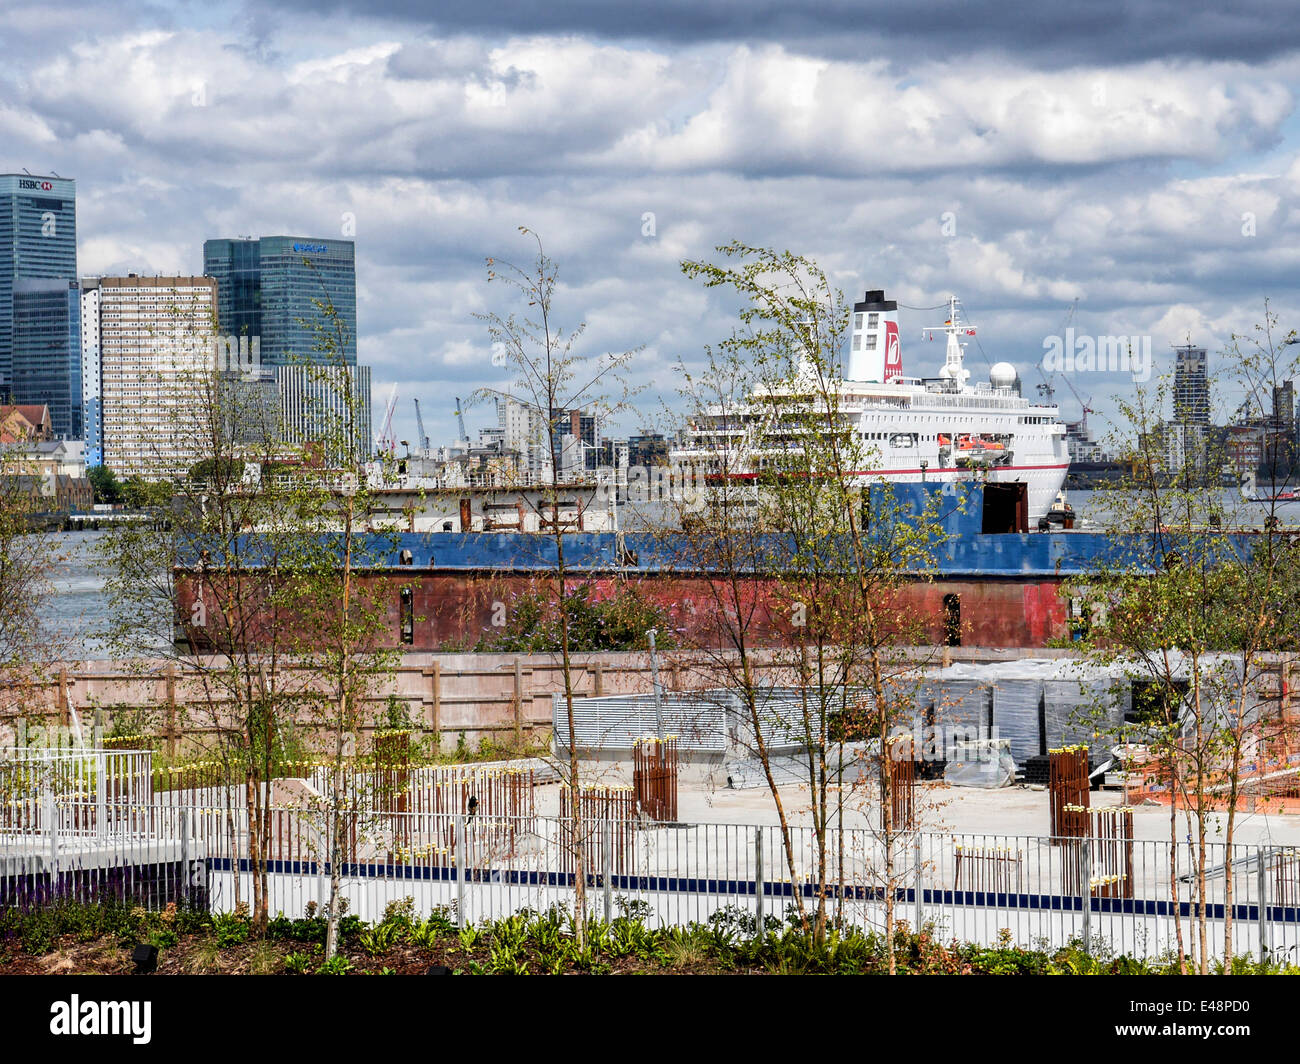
[{"x1": 848, "y1": 290, "x2": 901, "y2": 382}]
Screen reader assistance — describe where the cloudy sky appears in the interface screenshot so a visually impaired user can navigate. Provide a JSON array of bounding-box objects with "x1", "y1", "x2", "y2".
[{"x1": 4, "y1": 0, "x2": 1299, "y2": 446}]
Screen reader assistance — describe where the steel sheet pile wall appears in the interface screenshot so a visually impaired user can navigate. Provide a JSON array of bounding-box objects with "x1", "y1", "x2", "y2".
[
  {"x1": 553, "y1": 692, "x2": 729, "y2": 754},
  {"x1": 554, "y1": 688, "x2": 872, "y2": 758},
  {"x1": 1045, "y1": 679, "x2": 1125, "y2": 748},
  {"x1": 729, "y1": 687, "x2": 870, "y2": 759},
  {"x1": 923, "y1": 661, "x2": 1135, "y2": 772},
  {"x1": 991, "y1": 680, "x2": 1043, "y2": 763}
]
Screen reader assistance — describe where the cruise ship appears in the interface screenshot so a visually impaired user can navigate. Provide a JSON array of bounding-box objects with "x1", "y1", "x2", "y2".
[{"x1": 674, "y1": 291, "x2": 1070, "y2": 521}]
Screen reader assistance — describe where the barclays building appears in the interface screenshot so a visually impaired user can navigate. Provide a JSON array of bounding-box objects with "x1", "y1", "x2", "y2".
[{"x1": 203, "y1": 235, "x2": 357, "y2": 366}]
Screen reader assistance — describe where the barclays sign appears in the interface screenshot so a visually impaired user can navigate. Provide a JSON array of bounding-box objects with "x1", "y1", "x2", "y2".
[{"x1": 293, "y1": 242, "x2": 328, "y2": 254}]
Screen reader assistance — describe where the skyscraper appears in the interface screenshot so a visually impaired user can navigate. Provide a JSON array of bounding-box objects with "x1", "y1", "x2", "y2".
[
  {"x1": 1272, "y1": 380, "x2": 1295, "y2": 435},
  {"x1": 202, "y1": 236, "x2": 357, "y2": 365},
  {"x1": 12, "y1": 278, "x2": 81, "y2": 439},
  {"x1": 204, "y1": 235, "x2": 369, "y2": 456},
  {"x1": 1, "y1": 173, "x2": 78, "y2": 413},
  {"x1": 1173, "y1": 343, "x2": 1210, "y2": 425},
  {"x1": 80, "y1": 278, "x2": 103, "y2": 465}
]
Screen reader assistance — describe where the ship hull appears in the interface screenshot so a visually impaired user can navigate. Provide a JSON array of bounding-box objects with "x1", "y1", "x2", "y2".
[
  {"x1": 716, "y1": 462, "x2": 1070, "y2": 521},
  {"x1": 849, "y1": 463, "x2": 1070, "y2": 522}
]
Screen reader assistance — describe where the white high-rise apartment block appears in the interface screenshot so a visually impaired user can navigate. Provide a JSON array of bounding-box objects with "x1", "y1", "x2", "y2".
[
  {"x1": 94, "y1": 276, "x2": 217, "y2": 477},
  {"x1": 79, "y1": 278, "x2": 102, "y2": 465},
  {"x1": 496, "y1": 394, "x2": 554, "y2": 482}
]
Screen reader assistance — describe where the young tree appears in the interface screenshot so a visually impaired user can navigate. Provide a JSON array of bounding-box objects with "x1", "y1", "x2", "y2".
[
  {"x1": 96, "y1": 296, "x2": 309, "y2": 932},
  {"x1": 275, "y1": 292, "x2": 408, "y2": 961},
  {"x1": 1064, "y1": 310, "x2": 1300, "y2": 972},
  {"x1": 474, "y1": 228, "x2": 640, "y2": 945},
  {"x1": 674, "y1": 244, "x2": 952, "y2": 967},
  {"x1": 0, "y1": 448, "x2": 66, "y2": 729}
]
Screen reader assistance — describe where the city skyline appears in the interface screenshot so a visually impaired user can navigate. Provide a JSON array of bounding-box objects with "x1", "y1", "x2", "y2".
[
  {"x1": 1, "y1": 165, "x2": 1291, "y2": 467},
  {"x1": 4, "y1": 3, "x2": 1300, "y2": 452}
]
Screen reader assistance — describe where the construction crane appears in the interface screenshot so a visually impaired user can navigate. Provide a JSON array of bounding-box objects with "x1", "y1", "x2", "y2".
[
  {"x1": 413, "y1": 398, "x2": 429, "y2": 457},
  {"x1": 1036, "y1": 298, "x2": 1094, "y2": 429},
  {"x1": 454, "y1": 397, "x2": 468, "y2": 442},
  {"x1": 375, "y1": 383, "x2": 398, "y2": 454}
]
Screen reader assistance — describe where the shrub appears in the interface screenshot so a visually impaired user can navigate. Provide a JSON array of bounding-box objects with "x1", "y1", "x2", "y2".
[{"x1": 212, "y1": 912, "x2": 249, "y2": 949}]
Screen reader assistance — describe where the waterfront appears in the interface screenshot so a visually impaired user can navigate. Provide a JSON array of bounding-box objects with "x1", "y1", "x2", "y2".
[{"x1": 43, "y1": 531, "x2": 116, "y2": 658}]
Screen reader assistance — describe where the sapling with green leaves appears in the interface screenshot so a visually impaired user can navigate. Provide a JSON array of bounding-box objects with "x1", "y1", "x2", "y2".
[
  {"x1": 672, "y1": 244, "x2": 951, "y2": 969},
  {"x1": 1063, "y1": 309, "x2": 1300, "y2": 972},
  {"x1": 473, "y1": 228, "x2": 641, "y2": 946}
]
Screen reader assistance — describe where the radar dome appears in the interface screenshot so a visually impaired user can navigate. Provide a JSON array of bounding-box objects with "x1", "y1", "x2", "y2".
[{"x1": 989, "y1": 362, "x2": 1019, "y2": 390}]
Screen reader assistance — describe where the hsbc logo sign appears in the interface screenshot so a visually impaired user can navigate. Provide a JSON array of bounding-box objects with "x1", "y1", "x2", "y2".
[{"x1": 18, "y1": 179, "x2": 55, "y2": 192}]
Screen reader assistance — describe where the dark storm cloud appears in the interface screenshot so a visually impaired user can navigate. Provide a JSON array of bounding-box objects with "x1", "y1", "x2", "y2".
[{"x1": 257, "y1": 0, "x2": 1300, "y2": 65}]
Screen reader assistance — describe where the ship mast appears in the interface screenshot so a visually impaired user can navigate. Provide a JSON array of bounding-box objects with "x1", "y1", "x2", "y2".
[{"x1": 926, "y1": 295, "x2": 974, "y2": 391}]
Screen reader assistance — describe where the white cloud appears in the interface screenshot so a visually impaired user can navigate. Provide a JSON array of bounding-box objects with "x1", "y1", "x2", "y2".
[{"x1": 2, "y1": 15, "x2": 1300, "y2": 444}]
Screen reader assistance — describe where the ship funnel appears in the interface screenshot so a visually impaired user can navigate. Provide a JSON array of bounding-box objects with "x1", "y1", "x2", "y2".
[{"x1": 849, "y1": 290, "x2": 901, "y2": 382}]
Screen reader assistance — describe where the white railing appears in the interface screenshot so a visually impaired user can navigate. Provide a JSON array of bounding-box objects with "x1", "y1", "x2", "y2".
[
  {"x1": 3, "y1": 800, "x2": 1298, "y2": 963},
  {"x1": 0, "y1": 747, "x2": 154, "y2": 840}
]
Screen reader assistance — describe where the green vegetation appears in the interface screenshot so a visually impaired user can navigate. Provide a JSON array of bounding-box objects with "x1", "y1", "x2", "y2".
[
  {"x1": 87, "y1": 464, "x2": 122, "y2": 505},
  {"x1": 473, "y1": 583, "x2": 677, "y2": 653},
  {"x1": 187, "y1": 457, "x2": 246, "y2": 484},
  {"x1": 3, "y1": 900, "x2": 1295, "y2": 976},
  {"x1": 87, "y1": 464, "x2": 172, "y2": 508}
]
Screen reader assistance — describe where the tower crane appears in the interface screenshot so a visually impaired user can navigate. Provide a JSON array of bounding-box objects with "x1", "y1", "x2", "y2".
[
  {"x1": 1036, "y1": 298, "x2": 1094, "y2": 432},
  {"x1": 454, "y1": 397, "x2": 468, "y2": 442}
]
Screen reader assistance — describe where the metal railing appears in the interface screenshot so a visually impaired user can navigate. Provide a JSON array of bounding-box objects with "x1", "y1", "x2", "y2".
[
  {"x1": 0, "y1": 748, "x2": 154, "y2": 839},
  {"x1": 2, "y1": 802, "x2": 1298, "y2": 963}
]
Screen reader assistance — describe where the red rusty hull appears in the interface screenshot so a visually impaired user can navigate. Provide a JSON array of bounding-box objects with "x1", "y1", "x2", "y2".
[{"x1": 175, "y1": 570, "x2": 1071, "y2": 650}]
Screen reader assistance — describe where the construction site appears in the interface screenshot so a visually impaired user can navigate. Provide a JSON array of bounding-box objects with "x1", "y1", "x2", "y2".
[{"x1": 3, "y1": 649, "x2": 1299, "y2": 964}]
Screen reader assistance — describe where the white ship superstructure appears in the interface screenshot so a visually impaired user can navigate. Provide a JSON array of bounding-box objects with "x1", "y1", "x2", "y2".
[{"x1": 675, "y1": 291, "x2": 1069, "y2": 521}]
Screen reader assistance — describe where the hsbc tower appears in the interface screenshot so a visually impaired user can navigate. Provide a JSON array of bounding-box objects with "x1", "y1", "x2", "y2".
[{"x1": 0, "y1": 173, "x2": 79, "y2": 416}]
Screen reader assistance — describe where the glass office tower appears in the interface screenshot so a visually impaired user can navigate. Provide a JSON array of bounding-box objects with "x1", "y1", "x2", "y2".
[
  {"x1": 0, "y1": 174, "x2": 78, "y2": 408},
  {"x1": 202, "y1": 236, "x2": 357, "y2": 365},
  {"x1": 204, "y1": 235, "x2": 369, "y2": 456},
  {"x1": 11, "y1": 278, "x2": 81, "y2": 439}
]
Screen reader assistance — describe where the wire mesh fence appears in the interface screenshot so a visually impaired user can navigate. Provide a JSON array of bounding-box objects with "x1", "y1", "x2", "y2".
[{"x1": 3, "y1": 799, "x2": 1298, "y2": 963}]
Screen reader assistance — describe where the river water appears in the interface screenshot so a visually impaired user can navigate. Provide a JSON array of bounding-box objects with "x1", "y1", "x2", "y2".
[
  {"x1": 35, "y1": 488, "x2": 1300, "y2": 658},
  {"x1": 43, "y1": 530, "x2": 124, "y2": 659}
]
